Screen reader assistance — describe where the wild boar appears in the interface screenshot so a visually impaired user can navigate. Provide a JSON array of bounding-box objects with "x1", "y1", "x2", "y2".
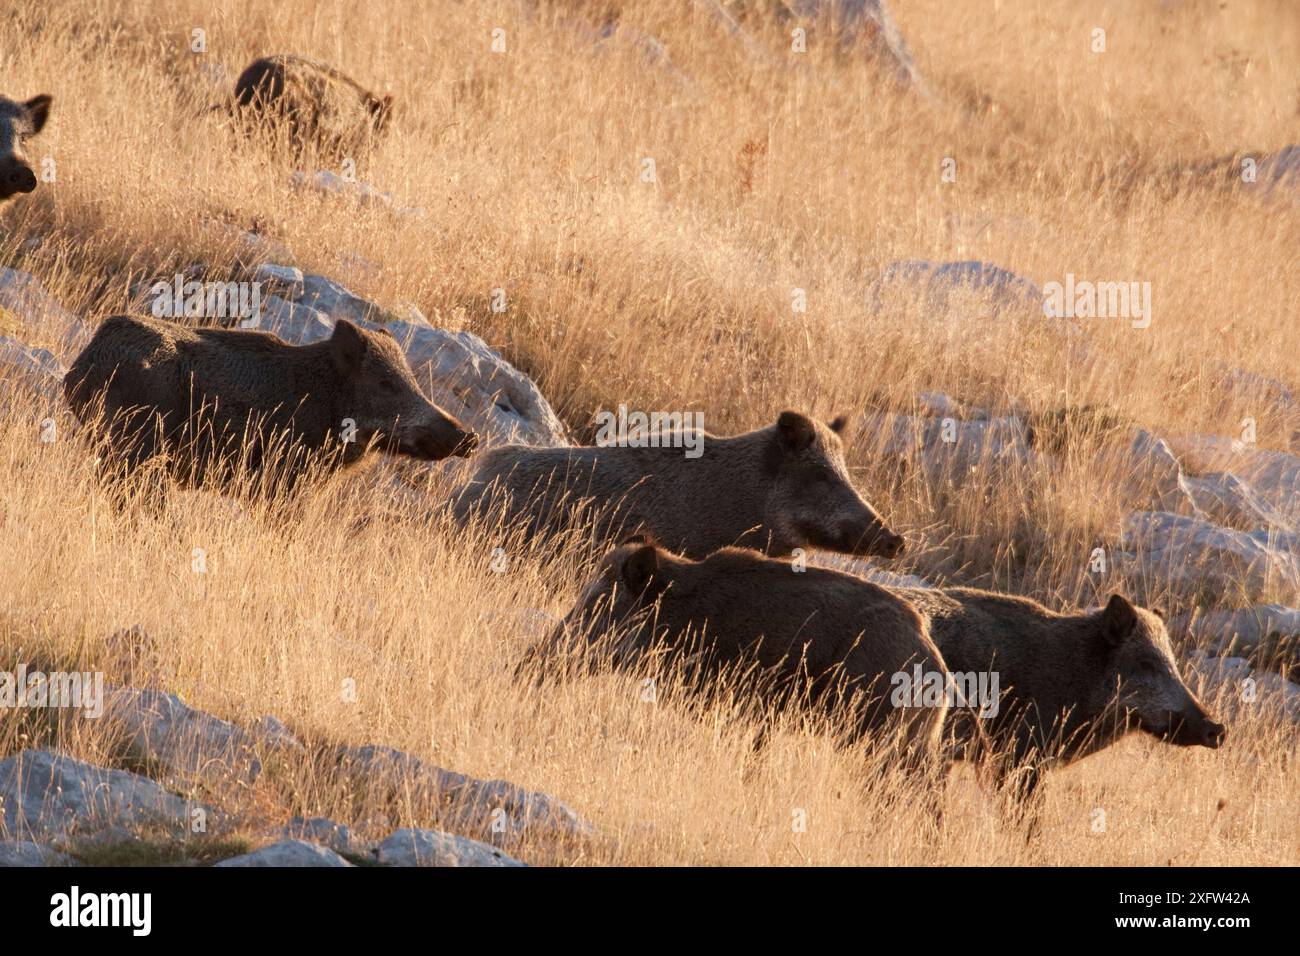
[
  {"x1": 525, "y1": 539, "x2": 949, "y2": 779},
  {"x1": 896, "y1": 587, "x2": 1226, "y2": 801},
  {"x1": 451, "y1": 410, "x2": 906, "y2": 560},
  {"x1": 64, "y1": 315, "x2": 476, "y2": 494},
  {"x1": 230, "y1": 54, "x2": 393, "y2": 161},
  {"x1": 0, "y1": 93, "x2": 51, "y2": 202}
]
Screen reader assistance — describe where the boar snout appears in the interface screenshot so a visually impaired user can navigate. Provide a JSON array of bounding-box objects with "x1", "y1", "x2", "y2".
[
  {"x1": 0, "y1": 162, "x2": 36, "y2": 198},
  {"x1": 1149, "y1": 705, "x2": 1226, "y2": 749},
  {"x1": 872, "y1": 531, "x2": 906, "y2": 559},
  {"x1": 1186, "y1": 715, "x2": 1226, "y2": 749},
  {"x1": 840, "y1": 521, "x2": 905, "y2": 559},
  {"x1": 398, "y1": 417, "x2": 478, "y2": 461},
  {"x1": 1202, "y1": 719, "x2": 1227, "y2": 748},
  {"x1": 451, "y1": 429, "x2": 479, "y2": 458}
]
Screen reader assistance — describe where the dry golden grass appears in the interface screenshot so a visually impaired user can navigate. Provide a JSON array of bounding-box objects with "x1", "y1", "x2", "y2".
[{"x1": 0, "y1": 0, "x2": 1297, "y2": 864}]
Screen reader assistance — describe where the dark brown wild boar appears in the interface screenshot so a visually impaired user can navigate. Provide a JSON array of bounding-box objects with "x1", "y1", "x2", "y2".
[
  {"x1": 896, "y1": 587, "x2": 1226, "y2": 801},
  {"x1": 0, "y1": 93, "x2": 51, "y2": 202},
  {"x1": 64, "y1": 315, "x2": 476, "y2": 495},
  {"x1": 451, "y1": 411, "x2": 906, "y2": 560},
  {"x1": 230, "y1": 54, "x2": 393, "y2": 161},
  {"x1": 526, "y1": 539, "x2": 949, "y2": 781}
]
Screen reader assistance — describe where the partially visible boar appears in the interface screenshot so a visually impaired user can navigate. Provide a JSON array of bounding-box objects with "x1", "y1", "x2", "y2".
[
  {"x1": 451, "y1": 411, "x2": 906, "y2": 560},
  {"x1": 230, "y1": 54, "x2": 393, "y2": 161},
  {"x1": 526, "y1": 539, "x2": 948, "y2": 777},
  {"x1": 897, "y1": 587, "x2": 1226, "y2": 801},
  {"x1": 64, "y1": 315, "x2": 476, "y2": 494},
  {"x1": 0, "y1": 93, "x2": 51, "y2": 202}
]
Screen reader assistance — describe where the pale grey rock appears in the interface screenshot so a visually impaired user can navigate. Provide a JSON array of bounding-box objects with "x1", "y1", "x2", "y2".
[
  {"x1": 0, "y1": 750, "x2": 193, "y2": 842},
  {"x1": 250, "y1": 715, "x2": 302, "y2": 751},
  {"x1": 1188, "y1": 650, "x2": 1300, "y2": 724},
  {"x1": 1098, "y1": 429, "x2": 1293, "y2": 531},
  {"x1": 214, "y1": 839, "x2": 353, "y2": 867},
  {"x1": 254, "y1": 263, "x2": 305, "y2": 299},
  {"x1": 255, "y1": 270, "x2": 569, "y2": 447},
  {"x1": 0, "y1": 840, "x2": 74, "y2": 867},
  {"x1": 1170, "y1": 434, "x2": 1300, "y2": 526},
  {"x1": 1117, "y1": 511, "x2": 1300, "y2": 600},
  {"x1": 1177, "y1": 470, "x2": 1292, "y2": 532},
  {"x1": 807, "y1": 552, "x2": 932, "y2": 589},
  {"x1": 335, "y1": 744, "x2": 593, "y2": 842},
  {"x1": 785, "y1": 0, "x2": 927, "y2": 89},
  {"x1": 281, "y1": 817, "x2": 355, "y2": 854},
  {"x1": 862, "y1": 408, "x2": 1037, "y2": 482},
  {"x1": 0, "y1": 267, "x2": 89, "y2": 359},
  {"x1": 1176, "y1": 604, "x2": 1300, "y2": 659},
  {"x1": 913, "y1": 391, "x2": 988, "y2": 421},
  {"x1": 256, "y1": 294, "x2": 334, "y2": 345},
  {"x1": 104, "y1": 687, "x2": 300, "y2": 785},
  {"x1": 699, "y1": 0, "x2": 928, "y2": 96},
  {"x1": 0, "y1": 334, "x2": 65, "y2": 397},
  {"x1": 1113, "y1": 429, "x2": 1185, "y2": 503},
  {"x1": 372, "y1": 828, "x2": 524, "y2": 867}
]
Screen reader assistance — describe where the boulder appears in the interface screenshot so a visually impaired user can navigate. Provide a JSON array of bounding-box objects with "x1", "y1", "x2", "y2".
[
  {"x1": 1176, "y1": 605, "x2": 1300, "y2": 677},
  {"x1": 1117, "y1": 511, "x2": 1300, "y2": 601},
  {"x1": 255, "y1": 270, "x2": 569, "y2": 447},
  {"x1": 0, "y1": 267, "x2": 89, "y2": 360},
  {"x1": 1188, "y1": 651, "x2": 1300, "y2": 725},
  {"x1": 1170, "y1": 434, "x2": 1300, "y2": 526},
  {"x1": 280, "y1": 817, "x2": 356, "y2": 854},
  {"x1": 0, "y1": 750, "x2": 195, "y2": 842},
  {"x1": 104, "y1": 686, "x2": 302, "y2": 786},
  {"x1": 0, "y1": 840, "x2": 74, "y2": 867},
  {"x1": 214, "y1": 839, "x2": 353, "y2": 867},
  {"x1": 0, "y1": 333, "x2": 65, "y2": 398},
  {"x1": 860, "y1": 407, "x2": 1037, "y2": 483},
  {"x1": 1177, "y1": 470, "x2": 1293, "y2": 532},
  {"x1": 253, "y1": 263, "x2": 305, "y2": 299},
  {"x1": 913, "y1": 390, "x2": 987, "y2": 421},
  {"x1": 372, "y1": 828, "x2": 524, "y2": 867},
  {"x1": 334, "y1": 744, "x2": 593, "y2": 842},
  {"x1": 699, "y1": 0, "x2": 928, "y2": 95},
  {"x1": 808, "y1": 551, "x2": 932, "y2": 589},
  {"x1": 1100, "y1": 429, "x2": 1292, "y2": 531},
  {"x1": 784, "y1": 0, "x2": 927, "y2": 88}
]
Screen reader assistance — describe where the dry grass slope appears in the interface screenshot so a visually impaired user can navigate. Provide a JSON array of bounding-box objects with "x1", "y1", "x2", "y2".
[{"x1": 0, "y1": 0, "x2": 1297, "y2": 864}]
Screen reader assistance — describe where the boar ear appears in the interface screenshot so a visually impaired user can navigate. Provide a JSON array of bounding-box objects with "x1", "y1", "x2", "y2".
[
  {"x1": 24, "y1": 94, "x2": 52, "y2": 135},
  {"x1": 828, "y1": 414, "x2": 849, "y2": 435},
  {"x1": 622, "y1": 544, "x2": 661, "y2": 597},
  {"x1": 329, "y1": 319, "x2": 369, "y2": 374},
  {"x1": 1101, "y1": 594, "x2": 1138, "y2": 646},
  {"x1": 776, "y1": 410, "x2": 815, "y2": 452}
]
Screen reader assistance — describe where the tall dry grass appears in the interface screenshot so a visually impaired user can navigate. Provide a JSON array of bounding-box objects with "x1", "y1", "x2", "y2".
[{"x1": 0, "y1": 0, "x2": 1297, "y2": 864}]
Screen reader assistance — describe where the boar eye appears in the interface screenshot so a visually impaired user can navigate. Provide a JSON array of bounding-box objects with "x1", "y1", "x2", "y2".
[
  {"x1": 377, "y1": 379, "x2": 399, "y2": 394},
  {"x1": 1139, "y1": 658, "x2": 1161, "y2": 675}
]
